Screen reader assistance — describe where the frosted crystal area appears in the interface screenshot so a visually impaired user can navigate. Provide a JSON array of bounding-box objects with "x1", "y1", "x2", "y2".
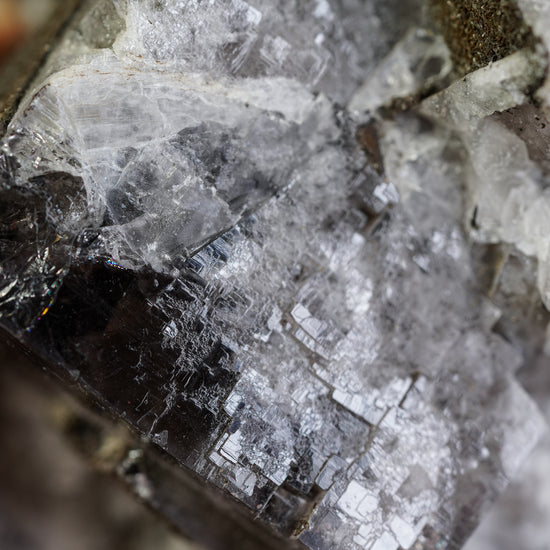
[
  {"x1": 418, "y1": 46, "x2": 550, "y2": 309},
  {"x1": 0, "y1": 1, "x2": 548, "y2": 550},
  {"x1": 112, "y1": 0, "x2": 423, "y2": 103}
]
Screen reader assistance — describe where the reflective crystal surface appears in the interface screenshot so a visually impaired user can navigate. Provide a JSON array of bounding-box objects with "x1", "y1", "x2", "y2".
[{"x1": 0, "y1": 1, "x2": 549, "y2": 550}]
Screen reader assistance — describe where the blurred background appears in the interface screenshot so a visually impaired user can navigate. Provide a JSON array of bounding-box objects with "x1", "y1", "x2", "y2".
[
  {"x1": 0, "y1": 0, "x2": 56, "y2": 62},
  {"x1": 0, "y1": 1, "x2": 549, "y2": 549},
  {"x1": 0, "y1": 344, "x2": 198, "y2": 550}
]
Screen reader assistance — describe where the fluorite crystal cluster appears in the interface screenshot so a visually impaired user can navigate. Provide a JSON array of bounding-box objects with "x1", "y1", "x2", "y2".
[{"x1": 1, "y1": 1, "x2": 549, "y2": 549}]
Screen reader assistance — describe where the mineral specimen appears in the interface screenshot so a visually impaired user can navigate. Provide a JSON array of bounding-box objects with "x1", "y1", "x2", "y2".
[{"x1": 0, "y1": 1, "x2": 549, "y2": 550}]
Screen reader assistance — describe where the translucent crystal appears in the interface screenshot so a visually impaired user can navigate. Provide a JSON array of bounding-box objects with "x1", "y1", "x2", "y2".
[
  {"x1": 419, "y1": 44, "x2": 550, "y2": 308},
  {"x1": 0, "y1": 1, "x2": 548, "y2": 550}
]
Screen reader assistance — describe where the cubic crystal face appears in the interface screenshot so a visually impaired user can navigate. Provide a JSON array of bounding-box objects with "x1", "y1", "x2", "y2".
[{"x1": 0, "y1": 1, "x2": 549, "y2": 550}]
